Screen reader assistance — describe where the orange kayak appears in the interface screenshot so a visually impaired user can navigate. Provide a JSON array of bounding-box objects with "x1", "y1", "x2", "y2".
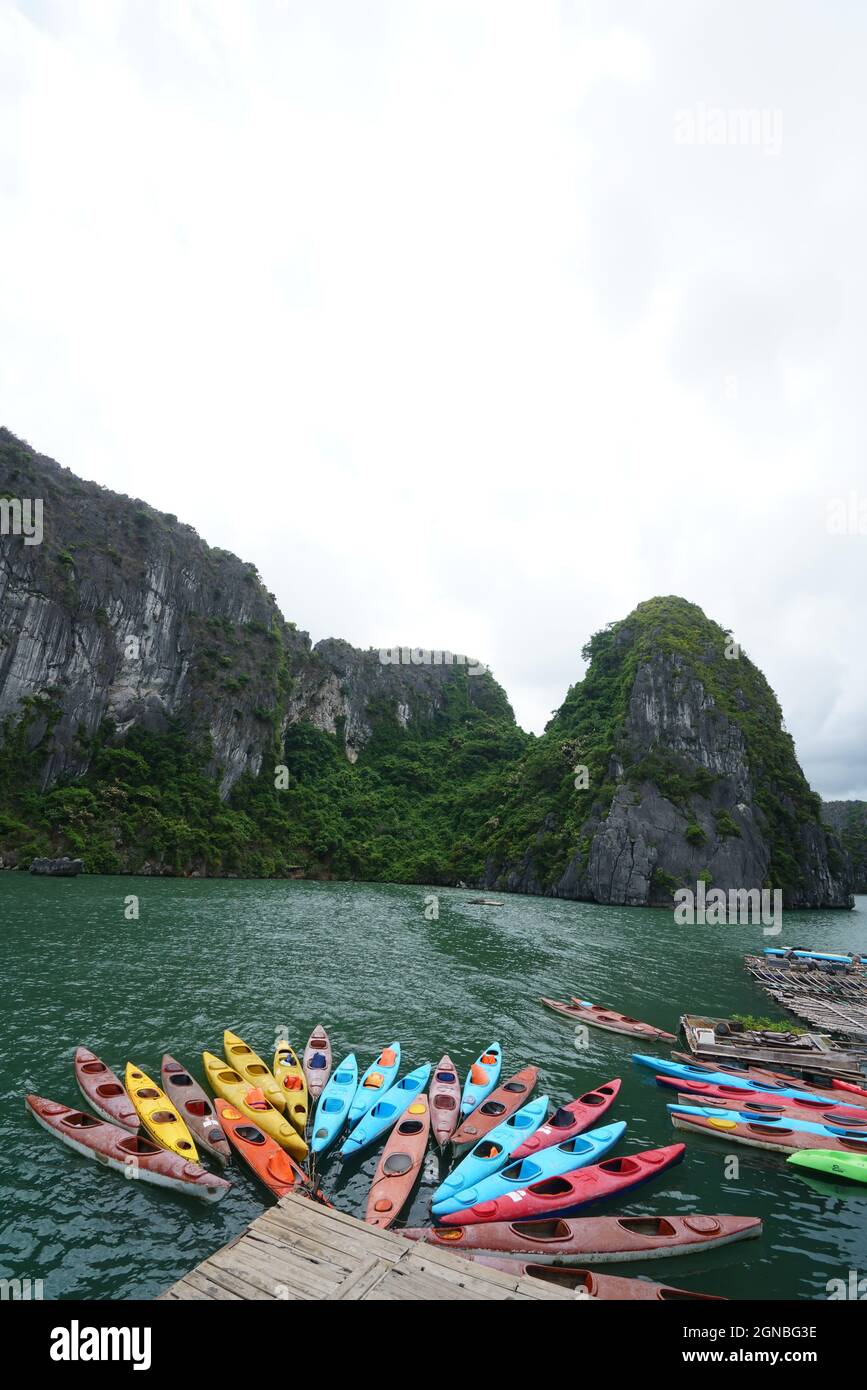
[
  {"x1": 365, "y1": 1097, "x2": 431, "y2": 1228},
  {"x1": 215, "y1": 1099, "x2": 309, "y2": 1199},
  {"x1": 451, "y1": 1067, "x2": 538, "y2": 1149}
]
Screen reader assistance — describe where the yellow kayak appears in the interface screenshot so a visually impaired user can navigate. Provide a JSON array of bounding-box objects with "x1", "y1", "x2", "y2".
[
  {"x1": 202, "y1": 1052, "x2": 308, "y2": 1162},
  {"x1": 273, "y1": 1041, "x2": 309, "y2": 1134},
  {"x1": 223, "y1": 1030, "x2": 285, "y2": 1113},
  {"x1": 125, "y1": 1063, "x2": 199, "y2": 1161}
]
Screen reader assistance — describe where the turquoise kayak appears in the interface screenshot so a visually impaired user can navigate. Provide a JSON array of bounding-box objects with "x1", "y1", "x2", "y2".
[
  {"x1": 460, "y1": 1043, "x2": 502, "y2": 1116},
  {"x1": 632, "y1": 1054, "x2": 851, "y2": 1108},
  {"x1": 431, "y1": 1120, "x2": 626, "y2": 1217},
  {"x1": 764, "y1": 948, "x2": 854, "y2": 964},
  {"x1": 348, "y1": 1042, "x2": 401, "y2": 1125},
  {"x1": 667, "y1": 1103, "x2": 867, "y2": 1140},
  {"x1": 310, "y1": 1053, "x2": 358, "y2": 1155},
  {"x1": 432, "y1": 1094, "x2": 549, "y2": 1210},
  {"x1": 341, "y1": 1063, "x2": 432, "y2": 1156}
]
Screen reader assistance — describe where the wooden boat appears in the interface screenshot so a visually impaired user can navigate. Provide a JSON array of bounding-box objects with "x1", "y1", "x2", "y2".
[
  {"x1": 438, "y1": 1143, "x2": 686, "y2": 1225},
  {"x1": 429, "y1": 1055, "x2": 462, "y2": 1148},
  {"x1": 463, "y1": 1256, "x2": 725, "y2": 1300},
  {"x1": 403, "y1": 1212, "x2": 762, "y2": 1263},
  {"x1": 668, "y1": 1104, "x2": 867, "y2": 1156},
  {"x1": 74, "y1": 1047, "x2": 138, "y2": 1131},
  {"x1": 365, "y1": 1096, "x2": 431, "y2": 1228},
  {"x1": 273, "y1": 1041, "x2": 309, "y2": 1133},
  {"x1": 202, "y1": 1051, "x2": 308, "y2": 1161},
  {"x1": 26, "y1": 1096, "x2": 230, "y2": 1203},
  {"x1": 662, "y1": 1076, "x2": 867, "y2": 1126},
  {"x1": 125, "y1": 1063, "x2": 198, "y2": 1161},
  {"x1": 215, "y1": 1099, "x2": 308, "y2": 1198},
  {"x1": 540, "y1": 997, "x2": 675, "y2": 1042},
  {"x1": 451, "y1": 1067, "x2": 538, "y2": 1149},
  {"x1": 680, "y1": 1015, "x2": 867, "y2": 1083},
  {"x1": 303, "y1": 1026, "x2": 332, "y2": 1100},
  {"x1": 161, "y1": 1055, "x2": 231, "y2": 1166},
  {"x1": 511, "y1": 1080, "x2": 621, "y2": 1159},
  {"x1": 223, "y1": 1031, "x2": 285, "y2": 1113}
]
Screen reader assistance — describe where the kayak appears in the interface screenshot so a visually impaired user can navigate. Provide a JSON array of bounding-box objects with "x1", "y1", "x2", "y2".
[
  {"x1": 365, "y1": 1094, "x2": 432, "y2": 1228},
  {"x1": 451, "y1": 1067, "x2": 538, "y2": 1149},
  {"x1": 273, "y1": 1041, "x2": 309, "y2": 1133},
  {"x1": 310, "y1": 1053, "x2": 358, "y2": 1155},
  {"x1": 764, "y1": 948, "x2": 855, "y2": 964},
  {"x1": 348, "y1": 1043, "x2": 402, "y2": 1125},
  {"x1": 541, "y1": 998, "x2": 675, "y2": 1042},
  {"x1": 402, "y1": 1213, "x2": 762, "y2": 1263},
  {"x1": 125, "y1": 1063, "x2": 198, "y2": 1161},
  {"x1": 834, "y1": 1079, "x2": 867, "y2": 1102},
  {"x1": 660, "y1": 1076, "x2": 867, "y2": 1126},
  {"x1": 26, "y1": 1095, "x2": 230, "y2": 1203},
  {"x1": 215, "y1": 1098, "x2": 309, "y2": 1198},
  {"x1": 341, "y1": 1063, "x2": 432, "y2": 1157},
  {"x1": 668, "y1": 1104, "x2": 867, "y2": 1155},
  {"x1": 511, "y1": 1080, "x2": 621, "y2": 1159},
  {"x1": 223, "y1": 1031, "x2": 285, "y2": 1114},
  {"x1": 462, "y1": 1257, "x2": 724, "y2": 1300},
  {"x1": 669, "y1": 1051, "x2": 867, "y2": 1105},
  {"x1": 430, "y1": 1055, "x2": 463, "y2": 1148},
  {"x1": 438, "y1": 1143, "x2": 686, "y2": 1225},
  {"x1": 431, "y1": 1095, "x2": 550, "y2": 1210},
  {"x1": 202, "y1": 1051, "x2": 308, "y2": 1161},
  {"x1": 432, "y1": 1121, "x2": 626, "y2": 1218},
  {"x1": 634, "y1": 1054, "x2": 853, "y2": 1108},
  {"x1": 303, "y1": 1026, "x2": 332, "y2": 1100},
  {"x1": 788, "y1": 1149, "x2": 867, "y2": 1185},
  {"x1": 161, "y1": 1054, "x2": 232, "y2": 1166},
  {"x1": 74, "y1": 1047, "x2": 138, "y2": 1131},
  {"x1": 460, "y1": 1043, "x2": 503, "y2": 1116}
]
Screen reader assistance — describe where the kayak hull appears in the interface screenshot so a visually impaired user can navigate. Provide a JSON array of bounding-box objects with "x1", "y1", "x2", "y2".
[
  {"x1": 511, "y1": 1080, "x2": 621, "y2": 1159},
  {"x1": 223, "y1": 1031, "x2": 285, "y2": 1114},
  {"x1": 664, "y1": 1078, "x2": 867, "y2": 1127},
  {"x1": 26, "y1": 1096, "x2": 229, "y2": 1203},
  {"x1": 74, "y1": 1047, "x2": 139, "y2": 1131},
  {"x1": 342, "y1": 1064, "x2": 432, "y2": 1157},
  {"x1": 541, "y1": 998, "x2": 675, "y2": 1042},
  {"x1": 462, "y1": 1256, "x2": 725, "y2": 1299},
  {"x1": 310, "y1": 1053, "x2": 358, "y2": 1155},
  {"x1": 429, "y1": 1055, "x2": 462, "y2": 1148},
  {"x1": 635, "y1": 1054, "x2": 854, "y2": 1108},
  {"x1": 438, "y1": 1143, "x2": 686, "y2": 1225},
  {"x1": 215, "y1": 1098, "x2": 308, "y2": 1198},
  {"x1": 125, "y1": 1063, "x2": 199, "y2": 1161},
  {"x1": 202, "y1": 1051, "x2": 308, "y2": 1161},
  {"x1": 403, "y1": 1213, "x2": 762, "y2": 1263},
  {"x1": 303, "y1": 1027, "x2": 332, "y2": 1100},
  {"x1": 669, "y1": 1104, "x2": 867, "y2": 1156},
  {"x1": 788, "y1": 1149, "x2": 867, "y2": 1184},
  {"x1": 161, "y1": 1054, "x2": 232, "y2": 1166},
  {"x1": 460, "y1": 1043, "x2": 503, "y2": 1117},
  {"x1": 273, "y1": 1042, "x2": 309, "y2": 1134},
  {"x1": 451, "y1": 1066, "x2": 538, "y2": 1149},
  {"x1": 365, "y1": 1097, "x2": 432, "y2": 1227},
  {"x1": 432, "y1": 1094, "x2": 550, "y2": 1210},
  {"x1": 348, "y1": 1042, "x2": 402, "y2": 1126}
]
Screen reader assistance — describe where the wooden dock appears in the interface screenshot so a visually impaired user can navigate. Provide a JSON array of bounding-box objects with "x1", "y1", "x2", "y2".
[
  {"x1": 157, "y1": 1193, "x2": 578, "y2": 1301},
  {"x1": 680, "y1": 1012, "x2": 867, "y2": 1082}
]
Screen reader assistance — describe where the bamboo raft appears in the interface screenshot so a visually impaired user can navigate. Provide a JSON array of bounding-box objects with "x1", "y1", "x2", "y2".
[
  {"x1": 157, "y1": 1192, "x2": 579, "y2": 1301},
  {"x1": 743, "y1": 956, "x2": 867, "y2": 1043},
  {"x1": 680, "y1": 1013, "x2": 867, "y2": 1083}
]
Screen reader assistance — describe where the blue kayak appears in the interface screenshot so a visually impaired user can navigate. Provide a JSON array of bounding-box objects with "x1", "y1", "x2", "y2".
[
  {"x1": 460, "y1": 1043, "x2": 502, "y2": 1116},
  {"x1": 431, "y1": 1120, "x2": 626, "y2": 1217},
  {"x1": 632, "y1": 1054, "x2": 851, "y2": 1109},
  {"x1": 667, "y1": 1103, "x2": 867, "y2": 1140},
  {"x1": 764, "y1": 948, "x2": 854, "y2": 964},
  {"x1": 310, "y1": 1053, "x2": 358, "y2": 1155},
  {"x1": 348, "y1": 1042, "x2": 402, "y2": 1125},
  {"x1": 341, "y1": 1063, "x2": 432, "y2": 1156},
  {"x1": 431, "y1": 1094, "x2": 549, "y2": 1210}
]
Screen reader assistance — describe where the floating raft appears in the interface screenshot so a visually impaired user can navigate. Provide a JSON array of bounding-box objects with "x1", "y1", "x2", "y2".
[
  {"x1": 680, "y1": 1014, "x2": 867, "y2": 1084},
  {"x1": 744, "y1": 956, "x2": 867, "y2": 1042},
  {"x1": 157, "y1": 1192, "x2": 580, "y2": 1301}
]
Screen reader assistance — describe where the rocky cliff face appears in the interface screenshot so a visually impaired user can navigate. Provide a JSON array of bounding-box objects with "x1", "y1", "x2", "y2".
[{"x1": 822, "y1": 801, "x2": 867, "y2": 893}]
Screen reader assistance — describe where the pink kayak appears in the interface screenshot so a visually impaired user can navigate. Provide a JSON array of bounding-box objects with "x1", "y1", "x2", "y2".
[
  {"x1": 303, "y1": 1026, "x2": 332, "y2": 1100},
  {"x1": 462, "y1": 1256, "x2": 725, "y2": 1300},
  {"x1": 161, "y1": 1054, "x2": 232, "y2": 1165},
  {"x1": 429, "y1": 1055, "x2": 462, "y2": 1148},
  {"x1": 511, "y1": 1079, "x2": 621, "y2": 1159},
  {"x1": 74, "y1": 1047, "x2": 138, "y2": 1131},
  {"x1": 541, "y1": 997, "x2": 676, "y2": 1043},
  {"x1": 26, "y1": 1096, "x2": 230, "y2": 1203},
  {"x1": 658, "y1": 1075, "x2": 867, "y2": 1125}
]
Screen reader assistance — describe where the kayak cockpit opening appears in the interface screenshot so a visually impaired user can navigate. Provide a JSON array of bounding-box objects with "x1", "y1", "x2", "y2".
[
  {"x1": 480, "y1": 1101, "x2": 507, "y2": 1116},
  {"x1": 96, "y1": 1083, "x2": 125, "y2": 1099},
  {"x1": 118, "y1": 1136, "x2": 162, "y2": 1156},
  {"x1": 186, "y1": 1099, "x2": 212, "y2": 1117},
  {"x1": 510, "y1": 1219, "x2": 572, "y2": 1241},
  {"x1": 598, "y1": 1157, "x2": 641, "y2": 1175},
  {"x1": 618, "y1": 1217, "x2": 679, "y2": 1236},
  {"x1": 397, "y1": 1119, "x2": 425, "y2": 1135},
  {"x1": 236, "y1": 1125, "x2": 266, "y2": 1145},
  {"x1": 63, "y1": 1112, "x2": 102, "y2": 1130}
]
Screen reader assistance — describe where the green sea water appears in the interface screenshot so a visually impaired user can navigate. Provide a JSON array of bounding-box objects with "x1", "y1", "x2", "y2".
[{"x1": 2, "y1": 874, "x2": 865, "y2": 1301}]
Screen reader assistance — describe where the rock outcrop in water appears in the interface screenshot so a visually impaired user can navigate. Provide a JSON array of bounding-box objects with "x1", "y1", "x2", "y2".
[{"x1": 0, "y1": 430, "x2": 853, "y2": 906}]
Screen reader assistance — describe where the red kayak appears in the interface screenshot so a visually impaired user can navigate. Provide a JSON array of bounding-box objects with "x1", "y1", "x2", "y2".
[
  {"x1": 541, "y1": 997, "x2": 676, "y2": 1043},
  {"x1": 669, "y1": 1109, "x2": 867, "y2": 1156},
  {"x1": 834, "y1": 1079, "x2": 867, "y2": 1102},
  {"x1": 511, "y1": 1080, "x2": 621, "y2": 1159},
  {"x1": 451, "y1": 1067, "x2": 538, "y2": 1149},
  {"x1": 429, "y1": 1055, "x2": 462, "y2": 1148},
  {"x1": 161, "y1": 1054, "x2": 232, "y2": 1166},
  {"x1": 26, "y1": 1096, "x2": 230, "y2": 1203},
  {"x1": 74, "y1": 1047, "x2": 139, "y2": 1131},
  {"x1": 215, "y1": 1099, "x2": 309, "y2": 1198},
  {"x1": 671, "y1": 1052, "x2": 867, "y2": 1108},
  {"x1": 438, "y1": 1143, "x2": 686, "y2": 1225},
  {"x1": 464, "y1": 1256, "x2": 725, "y2": 1300},
  {"x1": 403, "y1": 1212, "x2": 761, "y2": 1263},
  {"x1": 658, "y1": 1075, "x2": 867, "y2": 1125}
]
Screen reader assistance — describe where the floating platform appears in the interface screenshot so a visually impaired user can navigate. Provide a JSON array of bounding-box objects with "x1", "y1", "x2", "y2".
[
  {"x1": 680, "y1": 1013, "x2": 867, "y2": 1083},
  {"x1": 744, "y1": 957, "x2": 867, "y2": 1043},
  {"x1": 157, "y1": 1192, "x2": 578, "y2": 1301}
]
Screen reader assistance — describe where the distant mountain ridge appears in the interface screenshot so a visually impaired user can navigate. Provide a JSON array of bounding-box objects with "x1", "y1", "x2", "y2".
[{"x1": 0, "y1": 429, "x2": 853, "y2": 906}]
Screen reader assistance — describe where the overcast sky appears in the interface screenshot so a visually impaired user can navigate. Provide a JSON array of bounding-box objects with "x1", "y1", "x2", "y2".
[{"x1": 2, "y1": 1, "x2": 865, "y2": 796}]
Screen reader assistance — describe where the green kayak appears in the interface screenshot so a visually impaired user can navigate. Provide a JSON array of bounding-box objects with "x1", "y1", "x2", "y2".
[{"x1": 788, "y1": 1149, "x2": 867, "y2": 1185}]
